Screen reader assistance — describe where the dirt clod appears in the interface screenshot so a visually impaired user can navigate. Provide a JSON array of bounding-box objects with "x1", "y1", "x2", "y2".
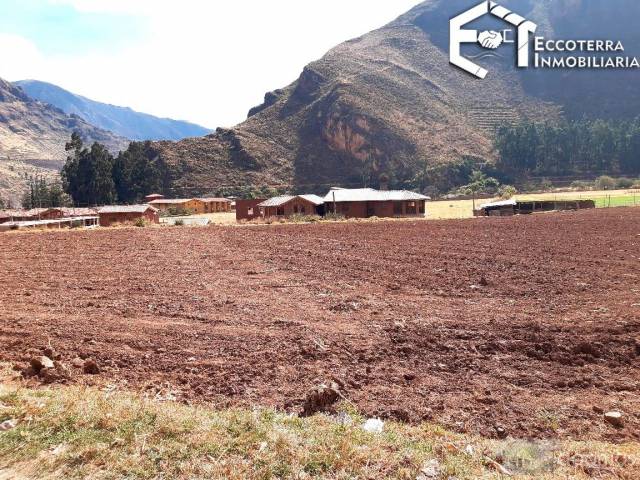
[
  {"x1": 302, "y1": 382, "x2": 341, "y2": 417},
  {"x1": 83, "y1": 359, "x2": 100, "y2": 375},
  {"x1": 30, "y1": 356, "x2": 54, "y2": 372}
]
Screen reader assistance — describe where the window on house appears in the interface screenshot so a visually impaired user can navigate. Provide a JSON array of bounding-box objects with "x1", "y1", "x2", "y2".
[{"x1": 277, "y1": 207, "x2": 285, "y2": 216}]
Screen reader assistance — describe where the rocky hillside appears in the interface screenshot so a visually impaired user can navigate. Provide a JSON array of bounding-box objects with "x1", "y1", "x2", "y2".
[
  {"x1": 0, "y1": 78, "x2": 128, "y2": 204},
  {"x1": 154, "y1": 0, "x2": 640, "y2": 195},
  {"x1": 15, "y1": 80, "x2": 212, "y2": 141}
]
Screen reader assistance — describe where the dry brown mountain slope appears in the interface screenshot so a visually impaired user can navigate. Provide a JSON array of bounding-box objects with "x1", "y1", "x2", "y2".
[
  {"x1": 155, "y1": 0, "x2": 640, "y2": 194},
  {"x1": 0, "y1": 78, "x2": 128, "y2": 204},
  {"x1": 154, "y1": 0, "x2": 561, "y2": 195}
]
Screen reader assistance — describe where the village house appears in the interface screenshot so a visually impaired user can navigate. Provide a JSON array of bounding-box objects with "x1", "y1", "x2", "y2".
[
  {"x1": 149, "y1": 198, "x2": 231, "y2": 214},
  {"x1": 258, "y1": 195, "x2": 325, "y2": 218},
  {"x1": 97, "y1": 205, "x2": 159, "y2": 227},
  {"x1": 323, "y1": 188, "x2": 428, "y2": 219}
]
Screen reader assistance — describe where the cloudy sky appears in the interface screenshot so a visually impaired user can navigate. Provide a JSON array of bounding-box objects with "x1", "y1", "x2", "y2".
[{"x1": 0, "y1": 0, "x2": 420, "y2": 129}]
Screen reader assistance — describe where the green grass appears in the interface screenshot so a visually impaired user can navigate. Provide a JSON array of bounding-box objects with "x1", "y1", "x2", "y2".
[{"x1": 1, "y1": 370, "x2": 639, "y2": 479}]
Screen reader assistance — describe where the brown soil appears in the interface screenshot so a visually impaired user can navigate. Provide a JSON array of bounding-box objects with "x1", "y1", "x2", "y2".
[{"x1": 1, "y1": 208, "x2": 639, "y2": 442}]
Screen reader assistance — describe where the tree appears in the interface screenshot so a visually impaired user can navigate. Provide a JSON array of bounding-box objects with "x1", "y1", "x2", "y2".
[
  {"x1": 62, "y1": 133, "x2": 116, "y2": 206},
  {"x1": 21, "y1": 176, "x2": 71, "y2": 209},
  {"x1": 113, "y1": 141, "x2": 167, "y2": 203}
]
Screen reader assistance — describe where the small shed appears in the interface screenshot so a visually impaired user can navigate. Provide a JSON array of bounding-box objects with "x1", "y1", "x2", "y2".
[
  {"x1": 475, "y1": 199, "x2": 517, "y2": 217},
  {"x1": 259, "y1": 195, "x2": 325, "y2": 218},
  {"x1": 98, "y1": 205, "x2": 159, "y2": 227}
]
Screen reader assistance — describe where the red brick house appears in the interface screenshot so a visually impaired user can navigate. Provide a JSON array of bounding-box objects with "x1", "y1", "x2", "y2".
[
  {"x1": 323, "y1": 188, "x2": 428, "y2": 218},
  {"x1": 258, "y1": 195, "x2": 325, "y2": 218}
]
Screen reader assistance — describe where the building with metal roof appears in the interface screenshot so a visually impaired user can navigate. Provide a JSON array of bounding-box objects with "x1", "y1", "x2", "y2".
[
  {"x1": 97, "y1": 205, "x2": 159, "y2": 227},
  {"x1": 258, "y1": 195, "x2": 325, "y2": 218},
  {"x1": 323, "y1": 188, "x2": 428, "y2": 219}
]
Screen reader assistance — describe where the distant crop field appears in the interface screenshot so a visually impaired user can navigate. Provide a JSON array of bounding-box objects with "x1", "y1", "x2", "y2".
[{"x1": 428, "y1": 189, "x2": 640, "y2": 220}]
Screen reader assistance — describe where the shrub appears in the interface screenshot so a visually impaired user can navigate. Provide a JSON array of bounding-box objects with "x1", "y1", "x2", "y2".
[
  {"x1": 539, "y1": 179, "x2": 554, "y2": 192},
  {"x1": 570, "y1": 180, "x2": 594, "y2": 191},
  {"x1": 499, "y1": 185, "x2": 518, "y2": 199},
  {"x1": 323, "y1": 212, "x2": 346, "y2": 222},
  {"x1": 595, "y1": 175, "x2": 616, "y2": 191},
  {"x1": 134, "y1": 218, "x2": 148, "y2": 228},
  {"x1": 174, "y1": 219, "x2": 185, "y2": 227},
  {"x1": 616, "y1": 177, "x2": 634, "y2": 189}
]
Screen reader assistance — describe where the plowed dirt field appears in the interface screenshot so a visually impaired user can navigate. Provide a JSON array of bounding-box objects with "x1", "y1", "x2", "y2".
[{"x1": 1, "y1": 208, "x2": 639, "y2": 441}]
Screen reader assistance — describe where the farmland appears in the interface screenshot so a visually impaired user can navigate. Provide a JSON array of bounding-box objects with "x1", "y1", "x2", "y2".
[
  {"x1": 0, "y1": 208, "x2": 639, "y2": 445},
  {"x1": 428, "y1": 189, "x2": 640, "y2": 220}
]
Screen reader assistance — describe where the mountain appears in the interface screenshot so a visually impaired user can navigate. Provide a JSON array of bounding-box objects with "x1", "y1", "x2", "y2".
[
  {"x1": 153, "y1": 0, "x2": 640, "y2": 195},
  {"x1": 15, "y1": 80, "x2": 212, "y2": 141},
  {"x1": 0, "y1": 78, "x2": 128, "y2": 204}
]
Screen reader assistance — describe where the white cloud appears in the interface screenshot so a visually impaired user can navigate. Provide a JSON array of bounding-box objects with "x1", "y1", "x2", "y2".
[{"x1": 2, "y1": 1, "x2": 420, "y2": 128}]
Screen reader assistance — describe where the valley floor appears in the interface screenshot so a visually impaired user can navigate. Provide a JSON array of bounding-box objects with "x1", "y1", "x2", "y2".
[{"x1": 0, "y1": 208, "x2": 638, "y2": 445}]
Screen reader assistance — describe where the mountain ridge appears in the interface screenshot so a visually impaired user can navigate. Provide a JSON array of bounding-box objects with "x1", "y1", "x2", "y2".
[
  {"x1": 0, "y1": 78, "x2": 129, "y2": 204},
  {"x1": 154, "y1": 0, "x2": 640, "y2": 196},
  {"x1": 15, "y1": 80, "x2": 212, "y2": 142}
]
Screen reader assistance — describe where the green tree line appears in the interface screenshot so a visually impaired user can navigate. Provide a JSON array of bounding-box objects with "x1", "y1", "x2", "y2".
[
  {"x1": 62, "y1": 133, "x2": 170, "y2": 207},
  {"x1": 495, "y1": 118, "x2": 640, "y2": 177},
  {"x1": 21, "y1": 176, "x2": 72, "y2": 209}
]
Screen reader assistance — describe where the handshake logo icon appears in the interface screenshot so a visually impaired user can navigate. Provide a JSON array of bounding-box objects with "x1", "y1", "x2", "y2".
[
  {"x1": 478, "y1": 30, "x2": 504, "y2": 50},
  {"x1": 450, "y1": 1, "x2": 537, "y2": 79}
]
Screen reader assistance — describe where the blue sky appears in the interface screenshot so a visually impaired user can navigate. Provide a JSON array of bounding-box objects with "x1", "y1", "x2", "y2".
[
  {"x1": 0, "y1": 0, "x2": 419, "y2": 127},
  {"x1": 0, "y1": 0, "x2": 146, "y2": 55}
]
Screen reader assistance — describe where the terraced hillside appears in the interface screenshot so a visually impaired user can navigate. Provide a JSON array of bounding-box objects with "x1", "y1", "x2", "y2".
[{"x1": 154, "y1": 0, "x2": 638, "y2": 195}]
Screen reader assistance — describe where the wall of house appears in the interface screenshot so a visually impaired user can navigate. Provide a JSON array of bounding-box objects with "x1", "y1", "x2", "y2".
[
  {"x1": 99, "y1": 210, "x2": 159, "y2": 227},
  {"x1": 236, "y1": 199, "x2": 265, "y2": 221},
  {"x1": 333, "y1": 201, "x2": 425, "y2": 218},
  {"x1": 263, "y1": 198, "x2": 319, "y2": 217},
  {"x1": 201, "y1": 201, "x2": 231, "y2": 213}
]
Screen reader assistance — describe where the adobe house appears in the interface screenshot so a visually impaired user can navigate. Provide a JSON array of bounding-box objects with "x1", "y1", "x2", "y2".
[
  {"x1": 258, "y1": 195, "x2": 325, "y2": 218},
  {"x1": 148, "y1": 198, "x2": 203, "y2": 214},
  {"x1": 236, "y1": 199, "x2": 266, "y2": 221},
  {"x1": 97, "y1": 205, "x2": 159, "y2": 227},
  {"x1": 0, "y1": 208, "x2": 64, "y2": 223},
  {"x1": 323, "y1": 188, "x2": 428, "y2": 219}
]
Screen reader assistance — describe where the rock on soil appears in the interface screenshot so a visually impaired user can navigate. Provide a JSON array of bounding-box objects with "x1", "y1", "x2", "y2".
[
  {"x1": 83, "y1": 359, "x2": 100, "y2": 375},
  {"x1": 0, "y1": 419, "x2": 17, "y2": 431},
  {"x1": 302, "y1": 382, "x2": 341, "y2": 416},
  {"x1": 604, "y1": 411, "x2": 625, "y2": 428},
  {"x1": 30, "y1": 356, "x2": 54, "y2": 371}
]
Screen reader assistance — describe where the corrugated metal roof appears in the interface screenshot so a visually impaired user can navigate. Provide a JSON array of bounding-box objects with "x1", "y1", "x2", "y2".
[
  {"x1": 60, "y1": 208, "x2": 98, "y2": 217},
  {"x1": 258, "y1": 195, "x2": 324, "y2": 208},
  {"x1": 197, "y1": 198, "x2": 231, "y2": 203},
  {"x1": 479, "y1": 199, "x2": 517, "y2": 209},
  {"x1": 323, "y1": 188, "x2": 429, "y2": 203},
  {"x1": 149, "y1": 198, "x2": 193, "y2": 205},
  {"x1": 98, "y1": 205, "x2": 158, "y2": 214}
]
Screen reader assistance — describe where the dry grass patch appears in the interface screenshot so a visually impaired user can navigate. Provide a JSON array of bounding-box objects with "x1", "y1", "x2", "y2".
[{"x1": 0, "y1": 369, "x2": 638, "y2": 479}]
